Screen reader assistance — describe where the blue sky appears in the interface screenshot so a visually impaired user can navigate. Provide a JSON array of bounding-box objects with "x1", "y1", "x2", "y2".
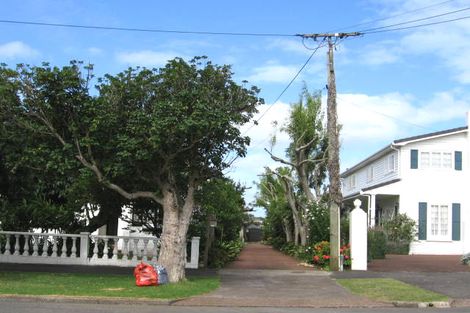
[{"x1": 1, "y1": 0, "x2": 469, "y2": 216}]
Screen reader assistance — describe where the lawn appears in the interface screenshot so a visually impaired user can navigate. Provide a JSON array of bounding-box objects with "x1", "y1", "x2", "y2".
[
  {"x1": 0, "y1": 272, "x2": 219, "y2": 300},
  {"x1": 337, "y1": 278, "x2": 448, "y2": 303}
]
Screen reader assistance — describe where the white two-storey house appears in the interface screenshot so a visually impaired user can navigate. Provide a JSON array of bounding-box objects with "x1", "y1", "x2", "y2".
[{"x1": 341, "y1": 115, "x2": 470, "y2": 255}]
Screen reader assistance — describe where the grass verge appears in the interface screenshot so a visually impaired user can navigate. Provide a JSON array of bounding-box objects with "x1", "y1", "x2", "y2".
[
  {"x1": 337, "y1": 278, "x2": 448, "y2": 302},
  {"x1": 0, "y1": 272, "x2": 219, "y2": 300}
]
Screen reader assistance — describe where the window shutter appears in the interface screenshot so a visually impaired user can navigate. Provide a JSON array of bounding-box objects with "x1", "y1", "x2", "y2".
[
  {"x1": 418, "y1": 202, "x2": 427, "y2": 240},
  {"x1": 455, "y1": 151, "x2": 462, "y2": 171},
  {"x1": 411, "y1": 149, "x2": 418, "y2": 169},
  {"x1": 452, "y1": 203, "x2": 461, "y2": 241}
]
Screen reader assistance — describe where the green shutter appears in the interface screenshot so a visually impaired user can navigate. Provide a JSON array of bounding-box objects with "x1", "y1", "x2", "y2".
[
  {"x1": 411, "y1": 149, "x2": 418, "y2": 169},
  {"x1": 452, "y1": 203, "x2": 461, "y2": 241},
  {"x1": 455, "y1": 151, "x2": 462, "y2": 171},
  {"x1": 418, "y1": 202, "x2": 427, "y2": 240}
]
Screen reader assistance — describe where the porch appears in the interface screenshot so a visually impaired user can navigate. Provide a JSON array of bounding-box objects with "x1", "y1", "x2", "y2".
[{"x1": 343, "y1": 194, "x2": 400, "y2": 227}]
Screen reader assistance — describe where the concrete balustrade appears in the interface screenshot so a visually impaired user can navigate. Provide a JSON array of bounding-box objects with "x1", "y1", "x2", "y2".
[{"x1": 0, "y1": 231, "x2": 200, "y2": 268}]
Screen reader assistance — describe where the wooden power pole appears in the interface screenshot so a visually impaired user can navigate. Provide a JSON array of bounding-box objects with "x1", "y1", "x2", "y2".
[{"x1": 301, "y1": 32, "x2": 361, "y2": 271}]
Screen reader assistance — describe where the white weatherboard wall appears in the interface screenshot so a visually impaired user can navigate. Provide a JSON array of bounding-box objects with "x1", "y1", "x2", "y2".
[{"x1": 350, "y1": 199, "x2": 367, "y2": 270}]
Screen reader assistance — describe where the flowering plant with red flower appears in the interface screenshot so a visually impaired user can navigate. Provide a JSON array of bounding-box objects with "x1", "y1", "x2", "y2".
[
  {"x1": 340, "y1": 243, "x2": 351, "y2": 268},
  {"x1": 311, "y1": 241, "x2": 351, "y2": 269},
  {"x1": 311, "y1": 241, "x2": 330, "y2": 269}
]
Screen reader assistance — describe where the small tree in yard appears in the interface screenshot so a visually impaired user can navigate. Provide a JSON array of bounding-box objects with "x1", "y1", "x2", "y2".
[
  {"x1": 383, "y1": 213, "x2": 416, "y2": 254},
  {"x1": 0, "y1": 57, "x2": 262, "y2": 282}
]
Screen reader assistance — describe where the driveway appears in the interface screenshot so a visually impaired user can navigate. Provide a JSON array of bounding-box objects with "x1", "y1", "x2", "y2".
[{"x1": 174, "y1": 243, "x2": 388, "y2": 308}]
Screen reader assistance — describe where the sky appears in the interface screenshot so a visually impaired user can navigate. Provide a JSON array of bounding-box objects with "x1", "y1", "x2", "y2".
[{"x1": 1, "y1": 0, "x2": 469, "y2": 216}]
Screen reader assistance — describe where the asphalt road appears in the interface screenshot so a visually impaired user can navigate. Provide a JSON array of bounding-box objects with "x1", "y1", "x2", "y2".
[{"x1": 0, "y1": 299, "x2": 469, "y2": 313}]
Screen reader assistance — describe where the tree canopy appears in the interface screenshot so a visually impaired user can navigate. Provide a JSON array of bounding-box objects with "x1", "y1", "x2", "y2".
[{"x1": 0, "y1": 57, "x2": 262, "y2": 281}]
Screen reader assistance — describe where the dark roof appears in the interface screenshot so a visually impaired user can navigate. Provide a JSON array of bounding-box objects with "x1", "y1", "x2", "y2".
[{"x1": 394, "y1": 126, "x2": 467, "y2": 144}]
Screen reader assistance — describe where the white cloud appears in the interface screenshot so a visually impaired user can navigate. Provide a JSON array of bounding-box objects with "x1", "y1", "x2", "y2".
[
  {"x1": 0, "y1": 41, "x2": 38, "y2": 59},
  {"x1": 360, "y1": 44, "x2": 401, "y2": 65},
  {"x1": 87, "y1": 47, "x2": 103, "y2": 55},
  {"x1": 116, "y1": 50, "x2": 188, "y2": 67},
  {"x1": 246, "y1": 64, "x2": 299, "y2": 83},
  {"x1": 228, "y1": 101, "x2": 292, "y2": 209},
  {"x1": 337, "y1": 90, "x2": 470, "y2": 144},
  {"x1": 240, "y1": 101, "x2": 291, "y2": 148},
  {"x1": 361, "y1": 0, "x2": 470, "y2": 83}
]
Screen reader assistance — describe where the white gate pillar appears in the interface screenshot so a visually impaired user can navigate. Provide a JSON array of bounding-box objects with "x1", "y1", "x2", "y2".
[{"x1": 350, "y1": 199, "x2": 367, "y2": 271}]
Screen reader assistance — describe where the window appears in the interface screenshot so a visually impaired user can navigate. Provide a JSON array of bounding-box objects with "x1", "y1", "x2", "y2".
[
  {"x1": 421, "y1": 152, "x2": 430, "y2": 168},
  {"x1": 349, "y1": 175, "x2": 356, "y2": 189},
  {"x1": 387, "y1": 154, "x2": 396, "y2": 172},
  {"x1": 420, "y1": 151, "x2": 453, "y2": 169},
  {"x1": 431, "y1": 152, "x2": 441, "y2": 168},
  {"x1": 442, "y1": 152, "x2": 452, "y2": 168},
  {"x1": 367, "y1": 166, "x2": 374, "y2": 182},
  {"x1": 429, "y1": 204, "x2": 449, "y2": 240}
]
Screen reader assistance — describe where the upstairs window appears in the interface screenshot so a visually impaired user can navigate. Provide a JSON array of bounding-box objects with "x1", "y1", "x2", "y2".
[
  {"x1": 387, "y1": 154, "x2": 396, "y2": 173},
  {"x1": 349, "y1": 175, "x2": 356, "y2": 189},
  {"x1": 367, "y1": 166, "x2": 374, "y2": 182},
  {"x1": 421, "y1": 152, "x2": 430, "y2": 168},
  {"x1": 420, "y1": 151, "x2": 453, "y2": 169}
]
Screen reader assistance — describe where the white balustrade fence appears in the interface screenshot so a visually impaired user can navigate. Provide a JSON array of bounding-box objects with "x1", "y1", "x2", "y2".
[{"x1": 0, "y1": 231, "x2": 200, "y2": 268}]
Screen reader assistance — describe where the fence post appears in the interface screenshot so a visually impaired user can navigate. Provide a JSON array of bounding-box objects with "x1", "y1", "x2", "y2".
[
  {"x1": 79, "y1": 232, "x2": 90, "y2": 265},
  {"x1": 187, "y1": 237, "x2": 200, "y2": 269},
  {"x1": 350, "y1": 199, "x2": 367, "y2": 270}
]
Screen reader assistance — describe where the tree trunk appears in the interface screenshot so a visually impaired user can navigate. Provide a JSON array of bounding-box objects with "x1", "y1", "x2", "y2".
[
  {"x1": 158, "y1": 185, "x2": 195, "y2": 283},
  {"x1": 282, "y1": 217, "x2": 293, "y2": 243}
]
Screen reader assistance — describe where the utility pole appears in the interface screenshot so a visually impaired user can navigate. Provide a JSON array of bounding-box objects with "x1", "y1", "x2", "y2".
[{"x1": 300, "y1": 32, "x2": 361, "y2": 271}]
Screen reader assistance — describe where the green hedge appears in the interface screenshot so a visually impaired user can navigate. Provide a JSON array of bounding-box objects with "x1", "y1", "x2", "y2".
[
  {"x1": 368, "y1": 229, "x2": 386, "y2": 260},
  {"x1": 208, "y1": 239, "x2": 244, "y2": 268}
]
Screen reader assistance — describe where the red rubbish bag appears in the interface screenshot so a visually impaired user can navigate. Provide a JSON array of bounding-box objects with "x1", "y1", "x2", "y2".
[{"x1": 134, "y1": 262, "x2": 158, "y2": 286}]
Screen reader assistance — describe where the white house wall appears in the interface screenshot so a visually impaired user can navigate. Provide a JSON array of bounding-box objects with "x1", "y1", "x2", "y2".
[
  {"x1": 398, "y1": 132, "x2": 468, "y2": 255},
  {"x1": 343, "y1": 150, "x2": 400, "y2": 198}
]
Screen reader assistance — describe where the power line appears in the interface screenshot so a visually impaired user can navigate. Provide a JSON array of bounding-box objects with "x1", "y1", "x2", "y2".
[
  {"x1": 0, "y1": 19, "x2": 297, "y2": 37},
  {"x1": 362, "y1": 14, "x2": 470, "y2": 34},
  {"x1": 359, "y1": 6, "x2": 470, "y2": 33},
  {"x1": 241, "y1": 40, "x2": 328, "y2": 136},
  {"x1": 328, "y1": 0, "x2": 457, "y2": 32}
]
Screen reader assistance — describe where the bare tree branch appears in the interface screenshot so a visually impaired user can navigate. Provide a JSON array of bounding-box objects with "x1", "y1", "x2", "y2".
[
  {"x1": 32, "y1": 112, "x2": 165, "y2": 206},
  {"x1": 264, "y1": 148, "x2": 296, "y2": 168}
]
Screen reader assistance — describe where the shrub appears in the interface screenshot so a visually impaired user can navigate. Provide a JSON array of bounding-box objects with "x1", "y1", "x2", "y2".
[
  {"x1": 383, "y1": 213, "x2": 416, "y2": 243},
  {"x1": 208, "y1": 239, "x2": 244, "y2": 268},
  {"x1": 311, "y1": 241, "x2": 330, "y2": 269},
  {"x1": 368, "y1": 228, "x2": 386, "y2": 260},
  {"x1": 340, "y1": 216, "x2": 350, "y2": 245},
  {"x1": 310, "y1": 241, "x2": 351, "y2": 270},
  {"x1": 308, "y1": 203, "x2": 330, "y2": 243},
  {"x1": 462, "y1": 253, "x2": 470, "y2": 265},
  {"x1": 280, "y1": 242, "x2": 310, "y2": 262},
  {"x1": 340, "y1": 243, "x2": 351, "y2": 268}
]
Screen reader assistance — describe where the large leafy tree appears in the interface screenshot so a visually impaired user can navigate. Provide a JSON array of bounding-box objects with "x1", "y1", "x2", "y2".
[{"x1": 0, "y1": 57, "x2": 261, "y2": 282}]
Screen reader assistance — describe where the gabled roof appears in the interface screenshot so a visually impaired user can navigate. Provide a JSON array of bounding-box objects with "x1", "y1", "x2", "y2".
[
  {"x1": 341, "y1": 126, "x2": 468, "y2": 177},
  {"x1": 393, "y1": 126, "x2": 467, "y2": 145}
]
